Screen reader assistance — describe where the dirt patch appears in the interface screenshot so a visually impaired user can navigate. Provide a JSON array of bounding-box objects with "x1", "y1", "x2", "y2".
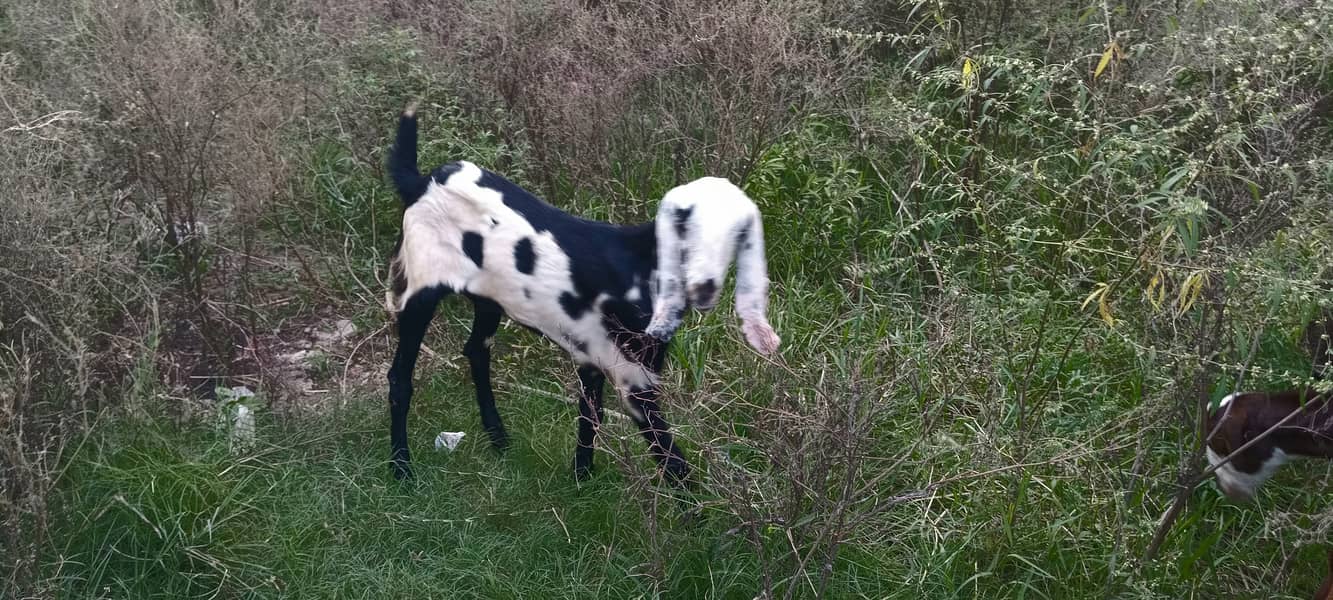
[
  {"x1": 254, "y1": 314, "x2": 394, "y2": 417},
  {"x1": 156, "y1": 304, "x2": 397, "y2": 421}
]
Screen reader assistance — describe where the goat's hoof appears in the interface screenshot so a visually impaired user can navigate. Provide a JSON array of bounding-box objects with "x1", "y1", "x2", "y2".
[
  {"x1": 677, "y1": 503, "x2": 705, "y2": 525},
  {"x1": 391, "y1": 461, "x2": 415, "y2": 482},
  {"x1": 488, "y1": 429, "x2": 511, "y2": 452},
  {"x1": 573, "y1": 457, "x2": 595, "y2": 481},
  {"x1": 663, "y1": 460, "x2": 692, "y2": 488}
]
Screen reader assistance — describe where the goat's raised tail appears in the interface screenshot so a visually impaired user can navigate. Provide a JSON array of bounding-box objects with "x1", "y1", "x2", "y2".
[{"x1": 389, "y1": 102, "x2": 429, "y2": 206}]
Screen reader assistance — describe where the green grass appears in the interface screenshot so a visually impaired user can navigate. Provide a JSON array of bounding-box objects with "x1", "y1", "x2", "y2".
[
  {"x1": 48, "y1": 389, "x2": 913, "y2": 598},
  {"x1": 43, "y1": 297, "x2": 1333, "y2": 599},
  {"x1": 51, "y1": 379, "x2": 740, "y2": 598}
]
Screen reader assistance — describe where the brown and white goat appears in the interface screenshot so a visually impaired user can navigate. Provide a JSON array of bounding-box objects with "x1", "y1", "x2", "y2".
[
  {"x1": 1205, "y1": 313, "x2": 1333, "y2": 501},
  {"x1": 1204, "y1": 388, "x2": 1333, "y2": 501}
]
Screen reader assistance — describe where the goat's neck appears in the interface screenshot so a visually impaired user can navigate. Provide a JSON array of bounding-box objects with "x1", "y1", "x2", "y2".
[{"x1": 619, "y1": 221, "x2": 658, "y2": 273}]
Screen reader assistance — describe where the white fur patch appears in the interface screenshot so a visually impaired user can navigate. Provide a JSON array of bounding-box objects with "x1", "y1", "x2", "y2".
[
  {"x1": 625, "y1": 276, "x2": 642, "y2": 302},
  {"x1": 1207, "y1": 445, "x2": 1290, "y2": 501},
  {"x1": 394, "y1": 161, "x2": 656, "y2": 407}
]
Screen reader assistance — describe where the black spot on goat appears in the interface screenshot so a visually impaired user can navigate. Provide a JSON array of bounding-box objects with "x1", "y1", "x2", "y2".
[
  {"x1": 514, "y1": 237, "x2": 536, "y2": 274},
  {"x1": 462, "y1": 231, "x2": 484, "y2": 268}
]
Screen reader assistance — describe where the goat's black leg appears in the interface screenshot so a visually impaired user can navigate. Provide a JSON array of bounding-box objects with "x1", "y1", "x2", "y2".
[
  {"x1": 625, "y1": 384, "x2": 690, "y2": 484},
  {"x1": 573, "y1": 365, "x2": 606, "y2": 480},
  {"x1": 387, "y1": 287, "x2": 446, "y2": 480},
  {"x1": 463, "y1": 296, "x2": 509, "y2": 450}
]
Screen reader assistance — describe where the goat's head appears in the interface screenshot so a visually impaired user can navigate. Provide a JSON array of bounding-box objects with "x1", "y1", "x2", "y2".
[{"x1": 646, "y1": 177, "x2": 780, "y2": 355}]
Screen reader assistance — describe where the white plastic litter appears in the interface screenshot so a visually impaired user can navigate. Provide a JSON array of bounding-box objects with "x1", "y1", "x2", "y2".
[
  {"x1": 230, "y1": 404, "x2": 255, "y2": 453},
  {"x1": 216, "y1": 385, "x2": 257, "y2": 453},
  {"x1": 434, "y1": 431, "x2": 466, "y2": 451}
]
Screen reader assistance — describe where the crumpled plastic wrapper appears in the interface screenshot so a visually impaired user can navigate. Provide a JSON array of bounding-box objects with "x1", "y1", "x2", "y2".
[
  {"x1": 434, "y1": 431, "x2": 466, "y2": 451},
  {"x1": 217, "y1": 385, "x2": 256, "y2": 453},
  {"x1": 230, "y1": 405, "x2": 255, "y2": 453}
]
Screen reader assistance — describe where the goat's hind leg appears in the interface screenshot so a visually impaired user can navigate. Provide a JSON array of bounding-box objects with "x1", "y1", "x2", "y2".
[
  {"x1": 573, "y1": 365, "x2": 606, "y2": 480},
  {"x1": 387, "y1": 286, "x2": 448, "y2": 480},
  {"x1": 463, "y1": 295, "x2": 509, "y2": 450}
]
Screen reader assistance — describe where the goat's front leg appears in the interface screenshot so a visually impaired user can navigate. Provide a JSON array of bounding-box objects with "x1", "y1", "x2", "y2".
[
  {"x1": 573, "y1": 365, "x2": 606, "y2": 480},
  {"x1": 387, "y1": 289, "x2": 444, "y2": 480},
  {"x1": 624, "y1": 384, "x2": 690, "y2": 484},
  {"x1": 463, "y1": 296, "x2": 509, "y2": 450}
]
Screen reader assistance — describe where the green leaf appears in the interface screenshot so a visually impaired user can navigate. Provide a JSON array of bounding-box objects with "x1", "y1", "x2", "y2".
[{"x1": 1078, "y1": 4, "x2": 1099, "y2": 25}]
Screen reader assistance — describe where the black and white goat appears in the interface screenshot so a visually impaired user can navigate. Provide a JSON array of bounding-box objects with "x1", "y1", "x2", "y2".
[{"x1": 383, "y1": 105, "x2": 779, "y2": 481}]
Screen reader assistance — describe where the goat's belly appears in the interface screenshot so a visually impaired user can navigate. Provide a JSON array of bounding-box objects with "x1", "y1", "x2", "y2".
[
  {"x1": 465, "y1": 276, "x2": 655, "y2": 390},
  {"x1": 467, "y1": 280, "x2": 581, "y2": 351},
  {"x1": 515, "y1": 307, "x2": 596, "y2": 357}
]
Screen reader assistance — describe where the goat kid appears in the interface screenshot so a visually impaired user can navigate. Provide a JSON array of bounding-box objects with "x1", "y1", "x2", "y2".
[
  {"x1": 1204, "y1": 388, "x2": 1333, "y2": 501},
  {"x1": 383, "y1": 104, "x2": 777, "y2": 482}
]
